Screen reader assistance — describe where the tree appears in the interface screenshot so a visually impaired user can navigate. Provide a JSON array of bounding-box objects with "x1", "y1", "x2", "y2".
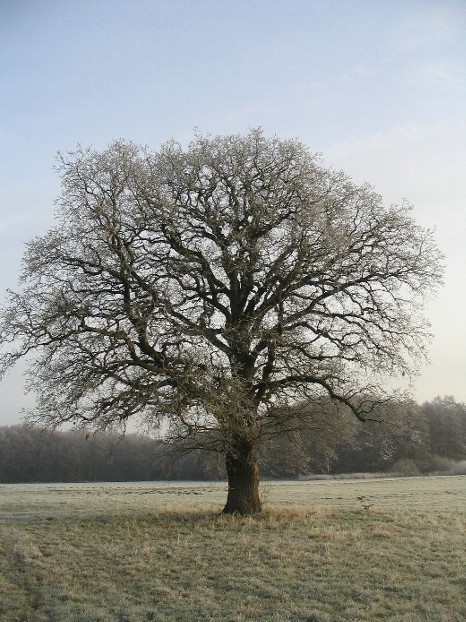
[
  {"x1": 0, "y1": 130, "x2": 443, "y2": 513},
  {"x1": 331, "y1": 399, "x2": 428, "y2": 474},
  {"x1": 421, "y1": 396, "x2": 466, "y2": 461}
]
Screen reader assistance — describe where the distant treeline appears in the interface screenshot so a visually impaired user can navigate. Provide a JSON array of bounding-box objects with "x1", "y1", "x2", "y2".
[{"x1": 0, "y1": 396, "x2": 465, "y2": 483}]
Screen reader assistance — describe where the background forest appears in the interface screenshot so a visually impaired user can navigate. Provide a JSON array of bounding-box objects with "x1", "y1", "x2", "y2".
[{"x1": 1, "y1": 396, "x2": 465, "y2": 483}]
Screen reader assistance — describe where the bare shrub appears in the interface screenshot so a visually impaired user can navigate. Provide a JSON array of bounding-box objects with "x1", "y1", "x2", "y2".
[
  {"x1": 447, "y1": 460, "x2": 466, "y2": 475},
  {"x1": 425, "y1": 454, "x2": 456, "y2": 474},
  {"x1": 390, "y1": 458, "x2": 422, "y2": 477}
]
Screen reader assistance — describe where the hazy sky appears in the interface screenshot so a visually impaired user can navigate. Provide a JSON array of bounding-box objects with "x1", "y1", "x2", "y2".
[{"x1": 1, "y1": 0, "x2": 465, "y2": 425}]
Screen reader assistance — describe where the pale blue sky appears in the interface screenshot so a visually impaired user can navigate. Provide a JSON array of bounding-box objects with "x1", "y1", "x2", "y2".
[{"x1": 1, "y1": 0, "x2": 465, "y2": 424}]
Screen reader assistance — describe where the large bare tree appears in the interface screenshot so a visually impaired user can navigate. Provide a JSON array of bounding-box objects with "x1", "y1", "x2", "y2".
[{"x1": 0, "y1": 130, "x2": 443, "y2": 513}]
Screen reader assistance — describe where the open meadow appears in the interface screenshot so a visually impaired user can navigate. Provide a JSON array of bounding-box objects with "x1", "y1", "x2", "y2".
[{"x1": 1, "y1": 476, "x2": 465, "y2": 621}]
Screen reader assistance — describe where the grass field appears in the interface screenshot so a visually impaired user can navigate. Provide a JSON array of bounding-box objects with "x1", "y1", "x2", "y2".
[{"x1": 0, "y1": 476, "x2": 465, "y2": 621}]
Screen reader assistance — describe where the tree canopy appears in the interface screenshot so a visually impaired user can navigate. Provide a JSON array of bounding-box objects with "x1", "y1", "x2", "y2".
[{"x1": 0, "y1": 130, "x2": 443, "y2": 513}]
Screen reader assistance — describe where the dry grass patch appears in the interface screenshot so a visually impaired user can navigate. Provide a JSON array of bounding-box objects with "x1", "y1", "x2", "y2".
[{"x1": 0, "y1": 478, "x2": 465, "y2": 621}]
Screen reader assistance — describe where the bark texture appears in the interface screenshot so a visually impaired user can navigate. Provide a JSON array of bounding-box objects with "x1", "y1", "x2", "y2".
[{"x1": 223, "y1": 438, "x2": 262, "y2": 514}]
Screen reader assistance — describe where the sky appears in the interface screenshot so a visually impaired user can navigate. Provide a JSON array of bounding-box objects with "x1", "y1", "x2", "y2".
[{"x1": 0, "y1": 0, "x2": 465, "y2": 426}]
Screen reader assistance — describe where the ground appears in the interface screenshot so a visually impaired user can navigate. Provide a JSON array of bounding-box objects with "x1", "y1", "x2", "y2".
[{"x1": 0, "y1": 477, "x2": 465, "y2": 621}]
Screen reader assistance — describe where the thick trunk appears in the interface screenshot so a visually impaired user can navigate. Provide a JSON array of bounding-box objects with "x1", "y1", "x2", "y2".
[{"x1": 223, "y1": 437, "x2": 262, "y2": 515}]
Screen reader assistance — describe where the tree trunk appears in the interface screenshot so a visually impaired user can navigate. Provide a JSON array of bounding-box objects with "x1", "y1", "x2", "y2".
[{"x1": 223, "y1": 436, "x2": 262, "y2": 515}]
